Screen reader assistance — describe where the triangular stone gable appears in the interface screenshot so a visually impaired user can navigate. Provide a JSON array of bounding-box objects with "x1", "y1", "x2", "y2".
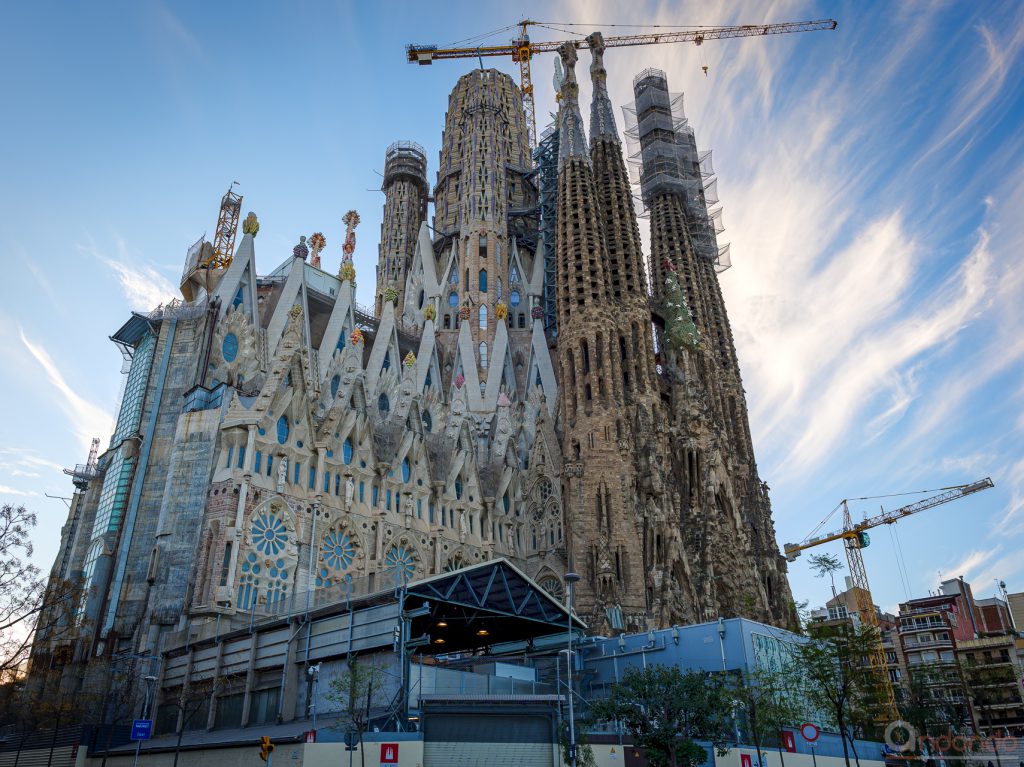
[
  {"x1": 212, "y1": 232, "x2": 260, "y2": 326},
  {"x1": 317, "y1": 278, "x2": 357, "y2": 383},
  {"x1": 364, "y1": 302, "x2": 403, "y2": 396}
]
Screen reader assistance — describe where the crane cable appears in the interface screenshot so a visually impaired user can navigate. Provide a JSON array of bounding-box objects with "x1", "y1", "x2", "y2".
[{"x1": 888, "y1": 524, "x2": 912, "y2": 599}]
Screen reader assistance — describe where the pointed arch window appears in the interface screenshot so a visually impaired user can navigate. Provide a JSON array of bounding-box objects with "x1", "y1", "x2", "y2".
[
  {"x1": 479, "y1": 269, "x2": 488, "y2": 293},
  {"x1": 510, "y1": 265, "x2": 520, "y2": 284},
  {"x1": 479, "y1": 305, "x2": 488, "y2": 330},
  {"x1": 479, "y1": 342, "x2": 488, "y2": 369},
  {"x1": 343, "y1": 438, "x2": 354, "y2": 465},
  {"x1": 402, "y1": 457, "x2": 411, "y2": 483},
  {"x1": 496, "y1": 278, "x2": 503, "y2": 300},
  {"x1": 232, "y1": 286, "x2": 244, "y2": 310},
  {"x1": 277, "y1": 416, "x2": 289, "y2": 444}
]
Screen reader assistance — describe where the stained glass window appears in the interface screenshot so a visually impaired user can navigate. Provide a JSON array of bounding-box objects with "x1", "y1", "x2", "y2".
[
  {"x1": 384, "y1": 544, "x2": 415, "y2": 582},
  {"x1": 277, "y1": 416, "x2": 289, "y2": 444},
  {"x1": 222, "y1": 333, "x2": 239, "y2": 363},
  {"x1": 252, "y1": 513, "x2": 287, "y2": 556}
]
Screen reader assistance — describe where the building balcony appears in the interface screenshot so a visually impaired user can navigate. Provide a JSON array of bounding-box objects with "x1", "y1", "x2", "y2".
[
  {"x1": 903, "y1": 637, "x2": 954, "y2": 650},
  {"x1": 899, "y1": 620, "x2": 949, "y2": 633}
]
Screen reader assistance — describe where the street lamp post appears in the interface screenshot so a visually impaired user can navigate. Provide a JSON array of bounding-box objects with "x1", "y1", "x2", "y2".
[
  {"x1": 131, "y1": 675, "x2": 157, "y2": 767},
  {"x1": 565, "y1": 571, "x2": 581, "y2": 767}
]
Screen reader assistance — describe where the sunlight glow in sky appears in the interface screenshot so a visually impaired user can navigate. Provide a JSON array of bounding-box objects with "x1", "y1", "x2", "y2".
[{"x1": 1, "y1": 1, "x2": 1022, "y2": 616}]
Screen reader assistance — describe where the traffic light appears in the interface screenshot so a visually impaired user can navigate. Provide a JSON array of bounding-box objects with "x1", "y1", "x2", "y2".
[{"x1": 259, "y1": 736, "x2": 275, "y2": 761}]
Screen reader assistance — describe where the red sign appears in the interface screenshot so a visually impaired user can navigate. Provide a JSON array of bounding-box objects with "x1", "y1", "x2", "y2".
[
  {"x1": 380, "y1": 743, "x2": 399, "y2": 764},
  {"x1": 741, "y1": 754, "x2": 753, "y2": 767},
  {"x1": 781, "y1": 731, "x2": 796, "y2": 753},
  {"x1": 800, "y1": 723, "x2": 820, "y2": 742},
  {"x1": 304, "y1": 730, "x2": 316, "y2": 743}
]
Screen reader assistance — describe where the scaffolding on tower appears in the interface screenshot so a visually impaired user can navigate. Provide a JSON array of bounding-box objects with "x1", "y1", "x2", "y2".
[
  {"x1": 533, "y1": 125, "x2": 560, "y2": 336},
  {"x1": 622, "y1": 68, "x2": 730, "y2": 274}
]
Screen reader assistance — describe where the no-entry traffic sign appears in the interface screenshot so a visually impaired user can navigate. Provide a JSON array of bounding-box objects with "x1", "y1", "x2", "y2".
[{"x1": 800, "y1": 723, "x2": 820, "y2": 742}]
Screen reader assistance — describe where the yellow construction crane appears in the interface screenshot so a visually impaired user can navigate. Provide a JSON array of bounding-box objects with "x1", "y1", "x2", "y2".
[
  {"x1": 785, "y1": 477, "x2": 995, "y2": 720},
  {"x1": 408, "y1": 18, "x2": 838, "y2": 148}
]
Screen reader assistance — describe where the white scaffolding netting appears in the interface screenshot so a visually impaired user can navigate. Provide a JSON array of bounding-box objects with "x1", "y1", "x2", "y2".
[{"x1": 621, "y1": 68, "x2": 731, "y2": 273}]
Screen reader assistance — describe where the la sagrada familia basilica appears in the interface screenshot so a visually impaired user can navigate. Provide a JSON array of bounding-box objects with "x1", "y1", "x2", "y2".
[{"x1": 36, "y1": 37, "x2": 793, "y2": 685}]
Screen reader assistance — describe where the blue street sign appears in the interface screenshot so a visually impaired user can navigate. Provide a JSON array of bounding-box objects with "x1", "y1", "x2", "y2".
[{"x1": 131, "y1": 719, "x2": 153, "y2": 741}]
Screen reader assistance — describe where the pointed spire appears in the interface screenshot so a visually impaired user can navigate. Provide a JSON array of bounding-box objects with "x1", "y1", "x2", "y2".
[
  {"x1": 587, "y1": 32, "x2": 619, "y2": 144},
  {"x1": 557, "y1": 43, "x2": 589, "y2": 167}
]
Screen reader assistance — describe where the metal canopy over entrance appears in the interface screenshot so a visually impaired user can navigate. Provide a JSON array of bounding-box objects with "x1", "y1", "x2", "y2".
[{"x1": 401, "y1": 558, "x2": 586, "y2": 654}]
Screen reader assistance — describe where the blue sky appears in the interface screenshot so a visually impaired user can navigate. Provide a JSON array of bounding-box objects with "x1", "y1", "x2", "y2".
[{"x1": 1, "y1": 1, "x2": 1022, "y2": 617}]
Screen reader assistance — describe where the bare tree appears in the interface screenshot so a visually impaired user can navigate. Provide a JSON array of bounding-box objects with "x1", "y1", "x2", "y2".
[{"x1": 0, "y1": 505, "x2": 85, "y2": 683}]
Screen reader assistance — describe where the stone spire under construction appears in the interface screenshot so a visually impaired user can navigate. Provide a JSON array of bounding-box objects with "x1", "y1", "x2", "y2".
[
  {"x1": 624, "y1": 67, "x2": 794, "y2": 625},
  {"x1": 586, "y1": 32, "x2": 658, "y2": 407},
  {"x1": 554, "y1": 41, "x2": 647, "y2": 630}
]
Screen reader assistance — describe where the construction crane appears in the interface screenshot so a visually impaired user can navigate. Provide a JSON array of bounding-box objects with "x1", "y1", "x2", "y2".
[
  {"x1": 408, "y1": 18, "x2": 838, "y2": 148},
  {"x1": 785, "y1": 477, "x2": 995, "y2": 720},
  {"x1": 208, "y1": 183, "x2": 243, "y2": 270}
]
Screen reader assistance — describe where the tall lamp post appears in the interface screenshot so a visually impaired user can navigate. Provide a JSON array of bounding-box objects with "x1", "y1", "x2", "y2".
[
  {"x1": 565, "y1": 571, "x2": 581, "y2": 767},
  {"x1": 131, "y1": 674, "x2": 158, "y2": 767}
]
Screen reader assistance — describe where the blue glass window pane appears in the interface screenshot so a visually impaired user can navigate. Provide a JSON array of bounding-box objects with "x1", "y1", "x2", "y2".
[
  {"x1": 386, "y1": 490, "x2": 392, "y2": 510},
  {"x1": 479, "y1": 269, "x2": 487, "y2": 292},
  {"x1": 359, "y1": 481, "x2": 364, "y2": 502},
  {"x1": 222, "y1": 333, "x2": 239, "y2": 363},
  {"x1": 510, "y1": 290, "x2": 521, "y2": 307},
  {"x1": 232, "y1": 287, "x2": 244, "y2": 310},
  {"x1": 277, "y1": 416, "x2": 289, "y2": 444},
  {"x1": 372, "y1": 485, "x2": 378, "y2": 507},
  {"x1": 254, "y1": 451, "x2": 262, "y2": 473},
  {"x1": 266, "y1": 455, "x2": 273, "y2": 476},
  {"x1": 309, "y1": 466, "x2": 316, "y2": 490},
  {"x1": 378, "y1": 394, "x2": 390, "y2": 416},
  {"x1": 227, "y1": 446, "x2": 234, "y2": 468},
  {"x1": 449, "y1": 291, "x2": 459, "y2": 307},
  {"x1": 343, "y1": 439, "x2": 353, "y2": 465},
  {"x1": 382, "y1": 351, "x2": 390, "y2": 371},
  {"x1": 237, "y1": 446, "x2": 246, "y2": 469},
  {"x1": 294, "y1": 462, "x2": 301, "y2": 484},
  {"x1": 401, "y1": 458, "x2": 411, "y2": 483},
  {"x1": 455, "y1": 479, "x2": 463, "y2": 500},
  {"x1": 324, "y1": 471, "x2": 330, "y2": 493}
]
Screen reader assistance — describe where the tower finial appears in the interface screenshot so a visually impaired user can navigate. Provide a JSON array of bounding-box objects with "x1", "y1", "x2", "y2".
[
  {"x1": 587, "y1": 32, "x2": 619, "y2": 144},
  {"x1": 557, "y1": 42, "x2": 589, "y2": 166}
]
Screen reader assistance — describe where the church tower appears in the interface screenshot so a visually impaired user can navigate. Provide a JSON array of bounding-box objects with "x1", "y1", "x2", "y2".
[
  {"x1": 554, "y1": 42, "x2": 646, "y2": 631},
  {"x1": 586, "y1": 32, "x2": 658, "y2": 408},
  {"x1": 626, "y1": 67, "x2": 794, "y2": 625},
  {"x1": 377, "y1": 141, "x2": 428, "y2": 317}
]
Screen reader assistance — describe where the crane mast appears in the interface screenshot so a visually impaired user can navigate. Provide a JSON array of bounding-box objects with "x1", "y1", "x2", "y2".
[
  {"x1": 786, "y1": 477, "x2": 995, "y2": 721},
  {"x1": 408, "y1": 18, "x2": 838, "y2": 148}
]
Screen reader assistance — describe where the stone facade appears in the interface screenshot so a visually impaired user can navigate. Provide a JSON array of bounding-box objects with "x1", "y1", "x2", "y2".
[{"x1": 32, "y1": 48, "x2": 792, "y2": 704}]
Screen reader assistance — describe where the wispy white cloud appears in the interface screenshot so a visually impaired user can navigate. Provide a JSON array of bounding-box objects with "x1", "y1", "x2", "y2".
[
  {"x1": 0, "y1": 485, "x2": 39, "y2": 498},
  {"x1": 18, "y1": 328, "x2": 112, "y2": 453},
  {"x1": 78, "y1": 235, "x2": 176, "y2": 312}
]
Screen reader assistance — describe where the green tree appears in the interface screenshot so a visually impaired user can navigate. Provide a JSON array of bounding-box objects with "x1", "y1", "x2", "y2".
[
  {"x1": 808, "y1": 553, "x2": 844, "y2": 602},
  {"x1": 588, "y1": 665, "x2": 736, "y2": 767},
  {"x1": 328, "y1": 655, "x2": 388, "y2": 767},
  {"x1": 898, "y1": 662, "x2": 966, "y2": 765},
  {"x1": 733, "y1": 666, "x2": 802, "y2": 767},
  {"x1": 793, "y1": 622, "x2": 878, "y2": 767}
]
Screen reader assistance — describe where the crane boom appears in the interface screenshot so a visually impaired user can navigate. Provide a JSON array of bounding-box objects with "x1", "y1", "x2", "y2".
[
  {"x1": 785, "y1": 476, "x2": 995, "y2": 723},
  {"x1": 784, "y1": 477, "x2": 994, "y2": 560},
  {"x1": 407, "y1": 18, "x2": 838, "y2": 147}
]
